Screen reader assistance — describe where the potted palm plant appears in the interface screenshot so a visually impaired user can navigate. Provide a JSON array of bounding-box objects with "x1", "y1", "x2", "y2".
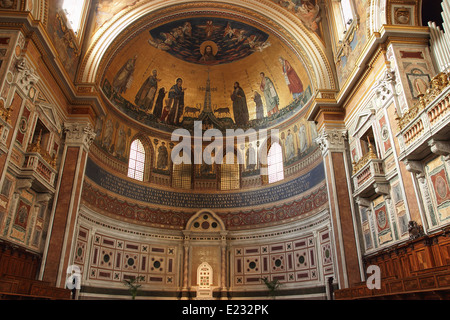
[
  {"x1": 123, "y1": 275, "x2": 145, "y2": 300},
  {"x1": 262, "y1": 277, "x2": 282, "y2": 299}
]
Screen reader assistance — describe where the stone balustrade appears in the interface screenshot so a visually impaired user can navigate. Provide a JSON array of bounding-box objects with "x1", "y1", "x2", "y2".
[{"x1": 397, "y1": 72, "x2": 450, "y2": 160}]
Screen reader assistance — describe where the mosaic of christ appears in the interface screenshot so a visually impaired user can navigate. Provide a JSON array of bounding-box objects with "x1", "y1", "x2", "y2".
[{"x1": 102, "y1": 17, "x2": 313, "y2": 132}]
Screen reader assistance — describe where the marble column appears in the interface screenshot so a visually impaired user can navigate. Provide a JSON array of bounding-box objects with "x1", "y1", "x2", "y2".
[
  {"x1": 181, "y1": 231, "x2": 190, "y2": 299},
  {"x1": 405, "y1": 159, "x2": 437, "y2": 229},
  {"x1": 316, "y1": 128, "x2": 364, "y2": 288},
  {"x1": 41, "y1": 121, "x2": 95, "y2": 287},
  {"x1": 219, "y1": 231, "x2": 228, "y2": 299}
]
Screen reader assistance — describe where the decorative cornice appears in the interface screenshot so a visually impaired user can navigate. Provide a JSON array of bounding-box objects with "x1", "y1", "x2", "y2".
[
  {"x1": 80, "y1": 175, "x2": 329, "y2": 230},
  {"x1": 396, "y1": 72, "x2": 450, "y2": 130}
]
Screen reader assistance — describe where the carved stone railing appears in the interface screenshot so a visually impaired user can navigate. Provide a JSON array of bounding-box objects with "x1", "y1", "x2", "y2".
[
  {"x1": 352, "y1": 158, "x2": 387, "y2": 199},
  {"x1": 22, "y1": 152, "x2": 57, "y2": 188},
  {"x1": 428, "y1": 91, "x2": 450, "y2": 127},
  {"x1": 352, "y1": 141, "x2": 378, "y2": 175},
  {"x1": 151, "y1": 170, "x2": 171, "y2": 186},
  {"x1": 397, "y1": 72, "x2": 450, "y2": 159},
  {"x1": 285, "y1": 147, "x2": 322, "y2": 176},
  {"x1": 241, "y1": 173, "x2": 262, "y2": 189},
  {"x1": 351, "y1": 139, "x2": 388, "y2": 198},
  {"x1": 27, "y1": 137, "x2": 57, "y2": 170},
  {"x1": 90, "y1": 143, "x2": 128, "y2": 176},
  {"x1": 194, "y1": 179, "x2": 217, "y2": 190},
  {"x1": 22, "y1": 129, "x2": 57, "y2": 187}
]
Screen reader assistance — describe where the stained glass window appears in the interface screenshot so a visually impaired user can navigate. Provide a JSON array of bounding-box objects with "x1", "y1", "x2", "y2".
[{"x1": 62, "y1": 0, "x2": 88, "y2": 35}]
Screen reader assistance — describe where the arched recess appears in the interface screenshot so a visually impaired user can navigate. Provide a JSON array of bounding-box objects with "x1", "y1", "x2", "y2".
[
  {"x1": 182, "y1": 209, "x2": 228, "y2": 297},
  {"x1": 78, "y1": 0, "x2": 336, "y2": 92},
  {"x1": 127, "y1": 133, "x2": 154, "y2": 182},
  {"x1": 196, "y1": 261, "x2": 214, "y2": 299}
]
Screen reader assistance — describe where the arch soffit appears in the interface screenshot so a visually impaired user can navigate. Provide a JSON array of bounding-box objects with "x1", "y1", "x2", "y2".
[{"x1": 79, "y1": 0, "x2": 336, "y2": 92}]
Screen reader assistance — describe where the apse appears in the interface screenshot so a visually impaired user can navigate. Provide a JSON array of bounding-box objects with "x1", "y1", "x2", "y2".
[{"x1": 100, "y1": 15, "x2": 313, "y2": 134}]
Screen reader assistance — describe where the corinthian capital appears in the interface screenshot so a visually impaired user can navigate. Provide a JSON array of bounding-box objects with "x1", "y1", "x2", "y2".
[
  {"x1": 315, "y1": 128, "x2": 348, "y2": 154},
  {"x1": 63, "y1": 121, "x2": 96, "y2": 149}
]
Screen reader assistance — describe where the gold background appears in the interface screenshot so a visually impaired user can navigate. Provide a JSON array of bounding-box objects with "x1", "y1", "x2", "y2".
[{"x1": 104, "y1": 20, "x2": 311, "y2": 123}]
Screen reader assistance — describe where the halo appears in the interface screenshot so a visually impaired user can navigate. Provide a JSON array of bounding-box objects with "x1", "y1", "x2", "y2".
[{"x1": 200, "y1": 41, "x2": 219, "y2": 56}]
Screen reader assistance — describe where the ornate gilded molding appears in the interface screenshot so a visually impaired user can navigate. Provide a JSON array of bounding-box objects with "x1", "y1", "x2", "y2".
[
  {"x1": 27, "y1": 130, "x2": 57, "y2": 168},
  {"x1": 352, "y1": 139, "x2": 378, "y2": 174},
  {"x1": 55, "y1": 12, "x2": 80, "y2": 56},
  {"x1": 396, "y1": 72, "x2": 450, "y2": 130}
]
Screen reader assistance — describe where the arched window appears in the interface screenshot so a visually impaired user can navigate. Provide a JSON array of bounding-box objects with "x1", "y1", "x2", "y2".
[
  {"x1": 197, "y1": 262, "x2": 213, "y2": 288},
  {"x1": 341, "y1": 0, "x2": 354, "y2": 28},
  {"x1": 62, "y1": 0, "x2": 89, "y2": 36},
  {"x1": 220, "y1": 152, "x2": 240, "y2": 190},
  {"x1": 267, "y1": 143, "x2": 284, "y2": 184},
  {"x1": 128, "y1": 139, "x2": 146, "y2": 181},
  {"x1": 330, "y1": 0, "x2": 356, "y2": 42}
]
